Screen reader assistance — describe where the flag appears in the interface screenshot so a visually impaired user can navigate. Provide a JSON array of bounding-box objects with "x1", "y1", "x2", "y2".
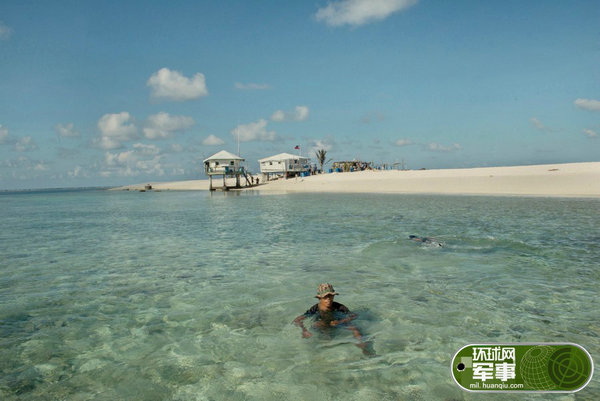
[{"x1": 294, "y1": 145, "x2": 300, "y2": 150}]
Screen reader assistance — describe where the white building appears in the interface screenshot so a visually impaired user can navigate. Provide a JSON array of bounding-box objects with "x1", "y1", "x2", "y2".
[
  {"x1": 258, "y1": 153, "x2": 310, "y2": 181},
  {"x1": 203, "y1": 150, "x2": 244, "y2": 176},
  {"x1": 203, "y1": 150, "x2": 249, "y2": 190}
]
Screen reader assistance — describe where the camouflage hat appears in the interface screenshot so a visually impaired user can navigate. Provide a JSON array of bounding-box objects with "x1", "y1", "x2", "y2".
[{"x1": 315, "y1": 283, "x2": 339, "y2": 298}]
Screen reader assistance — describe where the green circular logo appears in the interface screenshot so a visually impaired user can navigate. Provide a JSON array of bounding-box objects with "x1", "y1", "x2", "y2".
[
  {"x1": 547, "y1": 347, "x2": 591, "y2": 390},
  {"x1": 520, "y1": 346, "x2": 555, "y2": 390},
  {"x1": 452, "y1": 343, "x2": 594, "y2": 393}
]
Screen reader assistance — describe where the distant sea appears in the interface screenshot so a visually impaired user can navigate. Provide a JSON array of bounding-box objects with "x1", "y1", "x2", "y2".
[{"x1": 1, "y1": 189, "x2": 598, "y2": 400}]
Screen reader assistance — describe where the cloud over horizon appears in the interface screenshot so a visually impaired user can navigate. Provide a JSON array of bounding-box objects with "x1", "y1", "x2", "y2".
[
  {"x1": 143, "y1": 112, "x2": 194, "y2": 140},
  {"x1": 16, "y1": 136, "x2": 37, "y2": 152},
  {"x1": 231, "y1": 119, "x2": 277, "y2": 142},
  {"x1": 0, "y1": 125, "x2": 9, "y2": 144},
  {"x1": 202, "y1": 134, "x2": 225, "y2": 146},
  {"x1": 55, "y1": 123, "x2": 80, "y2": 138},
  {"x1": 574, "y1": 98, "x2": 600, "y2": 112},
  {"x1": 530, "y1": 117, "x2": 545, "y2": 130},
  {"x1": 315, "y1": 0, "x2": 418, "y2": 27},
  {"x1": 103, "y1": 143, "x2": 163, "y2": 177},
  {"x1": 395, "y1": 138, "x2": 413, "y2": 147},
  {"x1": 0, "y1": 22, "x2": 12, "y2": 40},
  {"x1": 95, "y1": 112, "x2": 138, "y2": 150},
  {"x1": 270, "y1": 106, "x2": 310, "y2": 122},
  {"x1": 427, "y1": 142, "x2": 461, "y2": 152},
  {"x1": 308, "y1": 138, "x2": 335, "y2": 156},
  {"x1": 147, "y1": 68, "x2": 208, "y2": 101}
]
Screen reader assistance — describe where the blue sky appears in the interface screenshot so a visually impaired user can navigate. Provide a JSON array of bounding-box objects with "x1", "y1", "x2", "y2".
[{"x1": 1, "y1": 0, "x2": 599, "y2": 189}]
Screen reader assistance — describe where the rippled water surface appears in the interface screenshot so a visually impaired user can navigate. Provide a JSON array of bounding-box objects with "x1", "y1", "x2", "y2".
[{"x1": 1, "y1": 189, "x2": 598, "y2": 400}]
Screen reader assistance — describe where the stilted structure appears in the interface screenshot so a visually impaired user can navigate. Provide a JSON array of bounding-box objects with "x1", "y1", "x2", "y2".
[
  {"x1": 203, "y1": 150, "x2": 255, "y2": 191},
  {"x1": 258, "y1": 153, "x2": 310, "y2": 181}
]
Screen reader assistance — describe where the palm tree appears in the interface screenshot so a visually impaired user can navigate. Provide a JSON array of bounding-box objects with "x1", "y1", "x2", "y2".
[{"x1": 315, "y1": 149, "x2": 329, "y2": 173}]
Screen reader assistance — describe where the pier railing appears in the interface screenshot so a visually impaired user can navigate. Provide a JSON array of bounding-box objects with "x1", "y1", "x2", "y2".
[{"x1": 205, "y1": 166, "x2": 247, "y2": 175}]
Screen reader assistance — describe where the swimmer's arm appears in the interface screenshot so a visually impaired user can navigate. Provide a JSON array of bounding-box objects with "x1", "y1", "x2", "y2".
[
  {"x1": 293, "y1": 315, "x2": 312, "y2": 338},
  {"x1": 330, "y1": 313, "x2": 357, "y2": 326}
]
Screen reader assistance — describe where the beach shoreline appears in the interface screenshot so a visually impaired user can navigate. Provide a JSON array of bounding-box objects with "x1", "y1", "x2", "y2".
[{"x1": 110, "y1": 161, "x2": 600, "y2": 198}]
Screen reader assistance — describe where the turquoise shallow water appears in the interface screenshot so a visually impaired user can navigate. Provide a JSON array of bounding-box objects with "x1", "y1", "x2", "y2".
[{"x1": 0, "y1": 190, "x2": 598, "y2": 400}]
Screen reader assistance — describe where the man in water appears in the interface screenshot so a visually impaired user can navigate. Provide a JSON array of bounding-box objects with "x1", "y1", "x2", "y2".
[
  {"x1": 293, "y1": 283, "x2": 372, "y2": 354},
  {"x1": 409, "y1": 235, "x2": 443, "y2": 247}
]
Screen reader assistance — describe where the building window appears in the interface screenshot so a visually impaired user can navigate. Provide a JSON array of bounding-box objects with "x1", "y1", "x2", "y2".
[{"x1": 230, "y1": 161, "x2": 234, "y2": 165}]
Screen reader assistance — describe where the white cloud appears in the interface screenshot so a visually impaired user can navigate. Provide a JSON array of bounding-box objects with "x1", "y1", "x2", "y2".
[
  {"x1": 105, "y1": 150, "x2": 133, "y2": 167},
  {"x1": 202, "y1": 134, "x2": 225, "y2": 146},
  {"x1": 315, "y1": 0, "x2": 418, "y2": 27},
  {"x1": 15, "y1": 136, "x2": 37, "y2": 152},
  {"x1": 235, "y1": 82, "x2": 271, "y2": 90},
  {"x1": 427, "y1": 142, "x2": 461, "y2": 152},
  {"x1": 270, "y1": 106, "x2": 310, "y2": 122},
  {"x1": 68, "y1": 165, "x2": 86, "y2": 178},
  {"x1": 361, "y1": 112, "x2": 385, "y2": 124},
  {"x1": 135, "y1": 157, "x2": 164, "y2": 175},
  {"x1": 55, "y1": 123, "x2": 80, "y2": 138},
  {"x1": 33, "y1": 162, "x2": 48, "y2": 171},
  {"x1": 295, "y1": 106, "x2": 310, "y2": 121},
  {"x1": 308, "y1": 138, "x2": 335, "y2": 155},
  {"x1": 95, "y1": 112, "x2": 138, "y2": 150},
  {"x1": 231, "y1": 119, "x2": 277, "y2": 142},
  {"x1": 1, "y1": 155, "x2": 26, "y2": 168},
  {"x1": 270, "y1": 110, "x2": 286, "y2": 122},
  {"x1": 1, "y1": 156, "x2": 51, "y2": 178},
  {"x1": 530, "y1": 117, "x2": 545, "y2": 130},
  {"x1": 574, "y1": 98, "x2": 600, "y2": 112},
  {"x1": 395, "y1": 138, "x2": 413, "y2": 147},
  {"x1": 0, "y1": 22, "x2": 12, "y2": 40},
  {"x1": 132, "y1": 142, "x2": 160, "y2": 155},
  {"x1": 0, "y1": 125, "x2": 9, "y2": 144},
  {"x1": 143, "y1": 112, "x2": 194, "y2": 139},
  {"x1": 583, "y1": 129, "x2": 598, "y2": 138},
  {"x1": 170, "y1": 144, "x2": 183, "y2": 153},
  {"x1": 147, "y1": 68, "x2": 208, "y2": 101},
  {"x1": 103, "y1": 146, "x2": 164, "y2": 177}
]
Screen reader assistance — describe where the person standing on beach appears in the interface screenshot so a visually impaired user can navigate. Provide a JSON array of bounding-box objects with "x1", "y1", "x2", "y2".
[{"x1": 293, "y1": 283, "x2": 371, "y2": 354}]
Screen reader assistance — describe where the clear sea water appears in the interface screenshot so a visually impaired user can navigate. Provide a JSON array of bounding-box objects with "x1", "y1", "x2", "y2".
[{"x1": 1, "y1": 189, "x2": 598, "y2": 401}]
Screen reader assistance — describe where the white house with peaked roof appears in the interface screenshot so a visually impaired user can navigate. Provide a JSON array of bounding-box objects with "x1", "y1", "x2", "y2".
[
  {"x1": 203, "y1": 150, "x2": 255, "y2": 190},
  {"x1": 203, "y1": 150, "x2": 244, "y2": 176},
  {"x1": 258, "y1": 152, "x2": 310, "y2": 181}
]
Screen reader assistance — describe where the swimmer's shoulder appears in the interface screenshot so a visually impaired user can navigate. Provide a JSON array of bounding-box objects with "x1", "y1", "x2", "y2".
[
  {"x1": 333, "y1": 302, "x2": 350, "y2": 313},
  {"x1": 304, "y1": 303, "x2": 319, "y2": 315}
]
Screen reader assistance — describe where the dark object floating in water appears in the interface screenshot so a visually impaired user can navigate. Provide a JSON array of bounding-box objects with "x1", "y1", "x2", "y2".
[{"x1": 409, "y1": 235, "x2": 443, "y2": 247}]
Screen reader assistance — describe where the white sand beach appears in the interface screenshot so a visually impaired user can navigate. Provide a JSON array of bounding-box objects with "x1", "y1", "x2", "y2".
[
  {"x1": 112, "y1": 162, "x2": 600, "y2": 197},
  {"x1": 111, "y1": 180, "x2": 211, "y2": 191}
]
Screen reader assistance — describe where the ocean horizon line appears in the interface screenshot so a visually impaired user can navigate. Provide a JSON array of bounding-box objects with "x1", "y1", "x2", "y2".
[{"x1": 0, "y1": 186, "x2": 112, "y2": 194}]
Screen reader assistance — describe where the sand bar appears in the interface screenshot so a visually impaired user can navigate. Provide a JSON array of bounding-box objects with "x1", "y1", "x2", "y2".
[
  {"x1": 111, "y1": 179, "x2": 211, "y2": 191},
  {"x1": 112, "y1": 162, "x2": 600, "y2": 197}
]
